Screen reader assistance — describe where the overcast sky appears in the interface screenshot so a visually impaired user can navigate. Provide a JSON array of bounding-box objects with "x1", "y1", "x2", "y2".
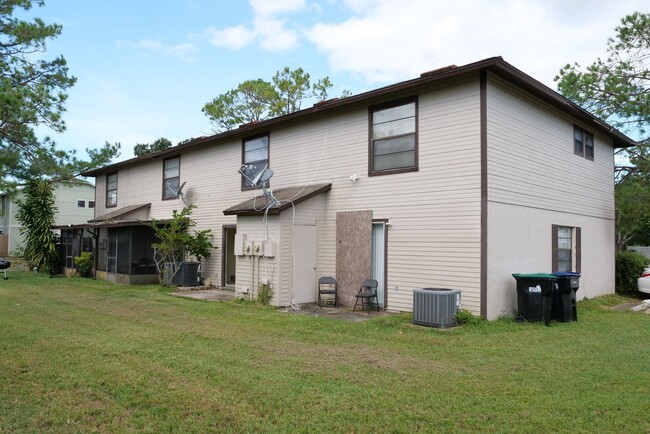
[{"x1": 32, "y1": 0, "x2": 646, "y2": 161}]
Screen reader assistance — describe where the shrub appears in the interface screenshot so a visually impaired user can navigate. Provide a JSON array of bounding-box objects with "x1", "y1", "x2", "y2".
[
  {"x1": 149, "y1": 205, "x2": 215, "y2": 286},
  {"x1": 257, "y1": 283, "x2": 273, "y2": 305},
  {"x1": 455, "y1": 309, "x2": 484, "y2": 326},
  {"x1": 73, "y1": 252, "x2": 93, "y2": 277},
  {"x1": 615, "y1": 250, "x2": 647, "y2": 295}
]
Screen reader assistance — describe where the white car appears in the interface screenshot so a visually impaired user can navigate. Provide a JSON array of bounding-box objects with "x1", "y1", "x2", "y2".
[{"x1": 637, "y1": 267, "x2": 650, "y2": 294}]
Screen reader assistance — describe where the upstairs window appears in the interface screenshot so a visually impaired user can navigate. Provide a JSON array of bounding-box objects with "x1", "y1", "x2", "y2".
[
  {"x1": 163, "y1": 156, "x2": 181, "y2": 200},
  {"x1": 106, "y1": 173, "x2": 117, "y2": 208},
  {"x1": 88, "y1": 201, "x2": 95, "y2": 209},
  {"x1": 77, "y1": 200, "x2": 86, "y2": 208},
  {"x1": 370, "y1": 99, "x2": 418, "y2": 175},
  {"x1": 574, "y1": 126, "x2": 594, "y2": 161},
  {"x1": 242, "y1": 134, "x2": 269, "y2": 189}
]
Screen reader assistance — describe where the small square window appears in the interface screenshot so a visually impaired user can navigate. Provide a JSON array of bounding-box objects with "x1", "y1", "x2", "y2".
[
  {"x1": 77, "y1": 200, "x2": 86, "y2": 208},
  {"x1": 88, "y1": 201, "x2": 95, "y2": 209},
  {"x1": 574, "y1": 126, "x2": 594, "y2": 161}
]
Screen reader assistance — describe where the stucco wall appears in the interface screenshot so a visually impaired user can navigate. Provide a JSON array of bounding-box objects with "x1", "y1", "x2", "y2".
[{"x1": 487, "y1": 201, "x2": 615, "y2": 319}]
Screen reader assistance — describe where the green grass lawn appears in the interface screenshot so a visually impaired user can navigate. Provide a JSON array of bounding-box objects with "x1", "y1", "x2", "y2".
[{"x1": 1, "y1": 272, "x2": 649, "y2": 433}]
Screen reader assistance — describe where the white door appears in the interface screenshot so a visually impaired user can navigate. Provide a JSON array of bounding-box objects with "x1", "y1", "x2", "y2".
[
  {"x1": 371, "y1": 222, "x2": 386, "y2": 308},
  {"x1": 292, "y1": 225, "x2": 317, "y2": 304}
]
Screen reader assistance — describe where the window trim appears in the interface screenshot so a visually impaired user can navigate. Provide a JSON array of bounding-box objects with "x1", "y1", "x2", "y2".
[
  {"x1": 368, "y1": 97, "x2": 419, "y2": 176},
  {"x1": 106, "y1": 172, "x2": 118, "y2": 208},
  {"x1": 162, "y1": 156, "x2": 181, "y2": 200},
  {"x1": 552, "y1": 225, "x2": 581, "y2": 273},
  {"x1": 573, "y1": 125, "x2": 594, "y2": 161},
  {"x1": 241, "y1": 133, "x2": 270, "y2": 191}
]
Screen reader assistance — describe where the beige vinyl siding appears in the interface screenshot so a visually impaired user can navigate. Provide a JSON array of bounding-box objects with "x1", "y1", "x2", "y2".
[
  {"x1": 486, "y1": 73, "x2": 615, "y2": 219},
  {"x1": 93, "y1": 78, "x2": 482, "y2": 313},
  {"x1": 235, "y1": 216, "x2": 279, "y2": 302},
  {"x1": 266, "y1": 77, "x2": 482, "y2": 312},
  {"x1": 94, "y1": 141, "x2": 245, "y2": 280},
  {"x1": 94, "y1": 173, "x2": 107, "y2": 216},
  {"x1": 174, "y1": 142, "x2": 242, "y2": 277},
  {"x1": 316, "y1": 218, "x2": 336, "y2": 279},
  {"x1": 270, "y1": 197, "x2": 327, "y2": 306},
  {"x1": 277, "y1": 194, "x2": 325, "y2": 306}
]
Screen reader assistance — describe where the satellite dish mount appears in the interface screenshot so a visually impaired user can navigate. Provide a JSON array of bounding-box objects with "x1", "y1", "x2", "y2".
[{"x1": 167, "y1": 180, "x2": 189, "y2": 206}]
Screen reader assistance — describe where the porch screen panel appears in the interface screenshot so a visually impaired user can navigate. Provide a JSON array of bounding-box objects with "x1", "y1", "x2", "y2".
[
  {"x1": 131, "y1": 226, "x2": 158, "y2": 274},
  {"x1": 107, "y1": 231, "x2": 117, "y2": 273},
  {"x1": 60, "y1": 230, "x2": 74, "y2": 268},
  {"x1": 117, "y1": 228, "x2": 130, "y2": 274}
]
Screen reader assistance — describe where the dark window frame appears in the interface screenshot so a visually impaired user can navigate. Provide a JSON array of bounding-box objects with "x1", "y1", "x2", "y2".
[
  {"x1": 106, "y1": 172, "x2": 118, "y2": 208},
  {"x1": 241, "y1": 133, "x2": 270, "y2": 191},
  {"x1": 368, "y1": 97, "x2": 419, "y2": 176},
  {"x1": 162, "y1": 156, "x2": 181, "y2": 200},
  {"x1": 88, "y1": 200, "x2": 95, "y2": 209},
  {"x1": 77, "y1": 200, "x2": 86, "y2": 208},
  {"x1": 574, "y1": 125, "x2": 594, "y2": 161},
  {"x1": 552, "y1": 225, "x2": 581, "y2": 273}
]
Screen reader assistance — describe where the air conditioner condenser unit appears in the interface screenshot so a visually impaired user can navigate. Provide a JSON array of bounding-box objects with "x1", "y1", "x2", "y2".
[{"x1": 412, "y1": 288, "x2": 461, "y2": 328}]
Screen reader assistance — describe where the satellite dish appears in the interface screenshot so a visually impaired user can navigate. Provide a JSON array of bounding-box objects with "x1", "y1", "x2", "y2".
[
  {"x1": 239, "y1": 163, "x2": 273, "y2": 188},
  {"x1": 252, "y1": 165, "x2": 274, "y2": 187}
]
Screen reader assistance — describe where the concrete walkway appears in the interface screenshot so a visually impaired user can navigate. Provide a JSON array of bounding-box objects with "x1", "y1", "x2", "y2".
[{"x1": 611, "y1": 299, "x2": 650, "y2": 313}]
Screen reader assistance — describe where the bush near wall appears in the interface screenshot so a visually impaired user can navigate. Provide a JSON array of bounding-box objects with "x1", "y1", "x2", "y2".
[{"x1": 615, "y1": 250, "x2": 648, "y2": 295}]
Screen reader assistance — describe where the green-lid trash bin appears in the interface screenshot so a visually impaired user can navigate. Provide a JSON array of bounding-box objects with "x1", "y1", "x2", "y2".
[{"x1": 512, "y1": 273, "x2": 558, "y2": 326}]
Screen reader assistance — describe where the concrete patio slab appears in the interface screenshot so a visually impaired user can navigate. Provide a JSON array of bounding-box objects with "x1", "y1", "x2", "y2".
[{"x1": 169, "y1": 288, "x2": 393, "y2": 322}]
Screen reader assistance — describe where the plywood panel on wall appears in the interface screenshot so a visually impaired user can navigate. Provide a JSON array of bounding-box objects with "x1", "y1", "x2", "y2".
[
  {"x1": 0, "y1": 234, "x2": 7, "y2": 256},
  {"x1": 336, "y1": 211, "x2": 372, "y2": 307}
]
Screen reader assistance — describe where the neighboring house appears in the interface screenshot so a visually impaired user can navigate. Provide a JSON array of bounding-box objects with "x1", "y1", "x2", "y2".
[
  {"x1": 0, "y1": 180, "x2": 96, "y2": 257},
  {"x1": 79, "y1": 57, "x2": 635, "y2": 319}
]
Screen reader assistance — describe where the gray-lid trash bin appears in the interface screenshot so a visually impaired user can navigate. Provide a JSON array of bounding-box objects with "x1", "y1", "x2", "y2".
[{"x1": 512, "y1": 273, "x2": 558, "y2": 326}]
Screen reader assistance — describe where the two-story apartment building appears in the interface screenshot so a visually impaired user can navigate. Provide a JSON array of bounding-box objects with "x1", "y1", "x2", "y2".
[
  {"x1": 79, "y1": 57, "x2": 635, "y2": 319},
  {"x1": 0, "y1": 180, "x2": 96, "y2": 256}
]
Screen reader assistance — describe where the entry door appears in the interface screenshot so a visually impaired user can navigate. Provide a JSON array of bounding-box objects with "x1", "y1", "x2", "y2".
[
  {"x1": 222, "y1": 226, "x2": 236, "y2": 287},
  {"x1": 292, "y1": 225, "x2": 317, "y2": 304},
  {"x1": 371, "y1": 222, "x2": 386, "y2": 308}
]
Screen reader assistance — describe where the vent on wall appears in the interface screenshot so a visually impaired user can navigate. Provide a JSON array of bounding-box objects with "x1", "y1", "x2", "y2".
[{"x1": 412, "y1": 288, "x2": 461, "y2": 328}]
